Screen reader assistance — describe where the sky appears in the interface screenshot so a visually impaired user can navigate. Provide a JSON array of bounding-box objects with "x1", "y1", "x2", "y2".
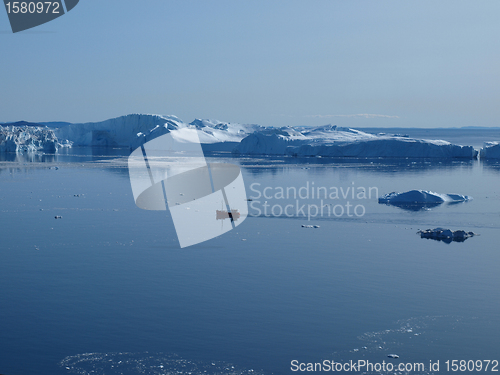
[{"x1": 1, "y1": 0, "x2": 500, "y2": 128}]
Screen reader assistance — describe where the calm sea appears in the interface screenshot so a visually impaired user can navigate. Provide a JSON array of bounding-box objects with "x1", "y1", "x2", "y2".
[{"x1": 1, "y1": 128, "x2": 499, "y2": 375}]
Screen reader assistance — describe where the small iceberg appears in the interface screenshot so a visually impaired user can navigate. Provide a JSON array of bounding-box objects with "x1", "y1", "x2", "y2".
[
  {"x1": 378, "y1": 190, "x2": 472, "y2": 211},
  {"x1": 418, "y1": 228, "x2": 477, "y2": 243},
  {"x1": 387, "y1": 354, "x2": 400, "y2": 359}
]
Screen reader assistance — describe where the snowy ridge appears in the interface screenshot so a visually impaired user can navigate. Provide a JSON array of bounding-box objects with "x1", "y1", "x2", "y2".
[
  {"x1": 189, "y1": 118, "x2": 265, "y2": 143},
  {"x1": 234, "y1": 126, "x2": 478, "y2": 158}
]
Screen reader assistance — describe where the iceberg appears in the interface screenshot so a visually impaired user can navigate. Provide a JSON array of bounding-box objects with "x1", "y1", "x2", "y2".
[
  {"x1": 233, "y1": 125, "x2": 478, "y2": 159},
  {"x1": 417, "y1": 228, "x2": 476, "y2": 243},
  {"x1": 480, "y1": 142, "x2": 500, "y2": 159},
  {"x1": 52, "y1": 114, "x2": 263, "y2": 150},
  {"x1": 53, "y1": 114, "x2": 183, "y2": 149},
  {"x1": 378, "y1": 190, "x2": 472, "y2": 211},
  {"x1": 0, "y1": 123, "x2": 63, "y2": 153}
]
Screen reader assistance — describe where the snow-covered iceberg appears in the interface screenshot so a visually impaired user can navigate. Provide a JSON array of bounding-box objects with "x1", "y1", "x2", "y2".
[
  {"x1": 53, "y1": 114, "x2": 181, "y2": 149},
  {"x1": 479, "y1": 142, "x2": 500, "y2": 159},
  {"x1": 0, "y1": 124, "x2": 63, "y2": 153},
  {"x1": 378, "y1": 190, "x2": 472, "y2": 211},
  {"x1": 233, "y1": 126, "x2": 478, "y2": 159},
  {"x1": 53, "y1": 114, "x2": 263, "y2": 150}
]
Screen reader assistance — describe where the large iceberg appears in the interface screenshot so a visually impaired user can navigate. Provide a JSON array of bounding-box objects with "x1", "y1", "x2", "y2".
[
  {"x1": 0, "y1": 123, "x2": 62, "y2": 153},
  {"x1": 379, "y1": 190, "x2": 472, "y2": 211},
  {"x1": 52, "y1": 114, "x2": 263, "y2": 150},
  {"x1": 53, "y1": 114, "x2": 182, "y2": 148},
  {"x1": 233, "y1": 125, "x2": 478, "y2": 159}
]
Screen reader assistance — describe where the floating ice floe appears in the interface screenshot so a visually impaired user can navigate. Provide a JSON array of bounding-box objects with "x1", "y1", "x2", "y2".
[
  {"x1": 418, "y1": 228, "x2": 477, "y2": 243},
  {"x1": 387, "y1": 354, "x2": 400, "y2": 359},
  {"x1": 301, "y1": 225, "x2": 320, "y2": 228},
  {"x1": 378, "y1": 190, "x2": 472, "y2": 211}
]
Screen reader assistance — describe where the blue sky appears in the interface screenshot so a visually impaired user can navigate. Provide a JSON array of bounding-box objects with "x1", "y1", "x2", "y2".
[{"x1": 1, "y1": 0, "x2": 500, "y2": 128}]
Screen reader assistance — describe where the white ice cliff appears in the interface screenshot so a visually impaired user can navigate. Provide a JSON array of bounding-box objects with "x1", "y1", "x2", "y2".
[
  {"x1": 0, "y1": 124, "x2": 62, "y2": 153},
  {"x1": 479, "y1": 142, "x2": 500, "y2": 159}
]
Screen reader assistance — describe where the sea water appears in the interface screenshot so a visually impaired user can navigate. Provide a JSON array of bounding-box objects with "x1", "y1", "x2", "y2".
[{"x1": 1, "y1": 133, "x2": 499, "y2": 375}]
